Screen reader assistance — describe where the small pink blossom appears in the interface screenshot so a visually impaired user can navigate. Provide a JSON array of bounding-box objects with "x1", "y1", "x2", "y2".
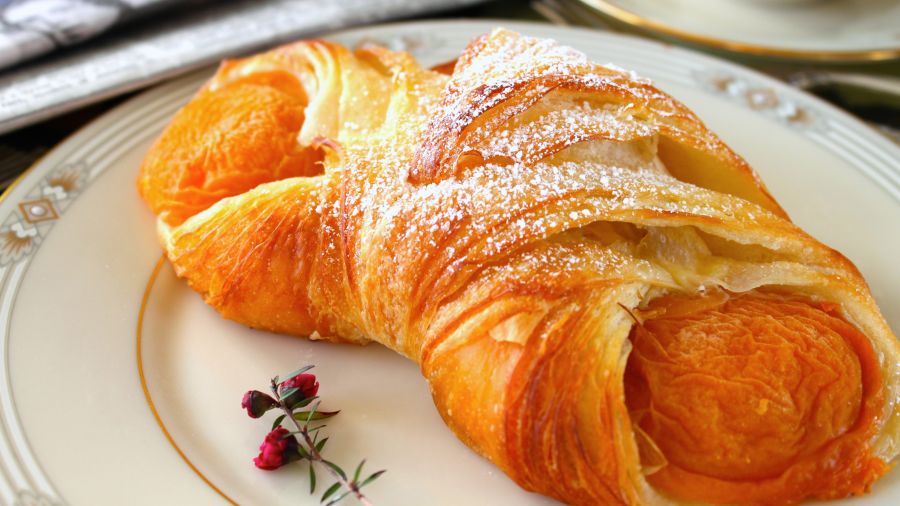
[
  {"x1": 281, "y1": 373, "x2": 319, "y2": 398},
  {"x1": 279, "y1": 373, "x2": 319, "y2": 407},
  {"x1": 242, "y1": 390, "x2": 277, "y2": 418},
  {"x1": 253, "y1": 427, "x2": 299, "y2": 470}
]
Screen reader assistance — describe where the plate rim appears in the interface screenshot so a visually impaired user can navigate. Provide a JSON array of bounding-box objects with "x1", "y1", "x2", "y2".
[{"x1": 576, "y1": 0, "x2": 900, "y2": 62}]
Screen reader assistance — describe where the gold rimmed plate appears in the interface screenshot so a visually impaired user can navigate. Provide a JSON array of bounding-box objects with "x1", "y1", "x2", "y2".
[
  {"x1": 577, "y1": 0, "x2": 900, "y2": 62},
  {"x1": 0, "y1": 20, "x2": 897, "y2": 505}
]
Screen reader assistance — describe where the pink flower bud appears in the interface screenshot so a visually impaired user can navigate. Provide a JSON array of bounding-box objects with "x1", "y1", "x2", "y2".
[
  {"x1": 242, "y1": 390, "x2": 277, "y2": 418},
  {"x1": 253, "y1": 427, "x2": 300, "y2": 470},
  {"x1": 279, "y1": 373, "x2": 319, "y2": 408}
]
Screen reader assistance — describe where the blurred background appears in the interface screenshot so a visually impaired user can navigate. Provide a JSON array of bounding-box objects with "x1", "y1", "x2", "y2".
[{"x1": 0, "y1": 0, "x2": 897, "y2": 190}]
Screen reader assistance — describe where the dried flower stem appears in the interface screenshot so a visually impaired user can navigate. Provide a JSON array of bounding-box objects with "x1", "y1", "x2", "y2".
[{"x1": 270, "y1": 379, "x2": 375, "y2": 506}]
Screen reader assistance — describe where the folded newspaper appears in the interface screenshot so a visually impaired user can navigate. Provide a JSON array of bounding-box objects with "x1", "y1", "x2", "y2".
[{"x1": 0, "y1": 0, "x2": 486, "y2": 135}]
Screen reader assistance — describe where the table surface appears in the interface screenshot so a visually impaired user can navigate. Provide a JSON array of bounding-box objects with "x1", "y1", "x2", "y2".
[{"x1": 0, "y1": 0, "x2": 896, "y2": 192}]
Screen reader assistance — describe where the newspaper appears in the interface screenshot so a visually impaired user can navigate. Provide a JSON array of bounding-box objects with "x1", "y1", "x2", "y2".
[
  {"x1": 0, "y1": 0, "x2": 211, "y2": 70},
  {"x1": 0, "y1": 0, "x2": 486, "y2": 135}
]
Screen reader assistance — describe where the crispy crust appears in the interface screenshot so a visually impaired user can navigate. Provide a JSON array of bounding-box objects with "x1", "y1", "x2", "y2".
[{"x1": 139, "y1": 29, "x2": 899, "y2": 505}]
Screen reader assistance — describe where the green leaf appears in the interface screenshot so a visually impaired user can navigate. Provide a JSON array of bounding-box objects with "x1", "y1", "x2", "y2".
[
  {"x1": 321, "y1": 482, "x2": 341, "y2": 503},
  {"x1": 306, "y1": 401, "x2": 321, "y2": 423},
  {"x1": 324, "y1": 490, "x2": 352, "y2": 506},
  {"x1": 279, "y1": 387, "x2": 299, "y2": 401},
  {"x1": 293, "y1": 410, "x2": 339, "y2": 422},
  {"x1": 323, "y1": 460, "x2": 347, "y2": 480},
  {"x1": 308, "y1": 425, "x2": 327, "y2": 435},
  {"x1": 309, "y1": 462, "x2": 317, "y2": 493},
  {"x1": 315, "y1": 437, "x2": 329, "y2": 453},
  {"x1": 293, "y1": 396, "x2": 317, "y2": 409},
  {"x1": 281, "y1": 365, "x2": 314, "y2": 383},
  {"x1": 271, "y1": 414, "x2": 287, "y2": 431},
  {"x1": 353, "y1": 459, "x2": 366, "y2": 482},
  {"x1": 360, "y1": 470, "x2": 386, "y2": 488},
  {"x1": 297, "y1": 444, "x2": 310, "y2": 460}
]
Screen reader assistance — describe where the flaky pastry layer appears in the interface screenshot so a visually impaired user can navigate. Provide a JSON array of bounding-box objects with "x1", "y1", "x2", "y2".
[{"x1": 138, "y1": 29, "x2": 899, "y2": 505}]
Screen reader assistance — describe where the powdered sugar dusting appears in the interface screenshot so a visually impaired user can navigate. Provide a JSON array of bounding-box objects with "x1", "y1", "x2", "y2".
[
  {"x1": 331, "y1": 30, "x2": 791, "y2": 321},
  {"x1": 178, "y1": 29, "x2": 806, "y2": 357},
  {"x1": 406, "y1": 28, "x2": 715, "y2": 185}
]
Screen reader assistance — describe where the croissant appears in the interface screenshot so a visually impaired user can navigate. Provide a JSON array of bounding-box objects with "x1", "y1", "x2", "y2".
[{"x1": 137, "y1": 29, "x2": 899, "y2": 505}]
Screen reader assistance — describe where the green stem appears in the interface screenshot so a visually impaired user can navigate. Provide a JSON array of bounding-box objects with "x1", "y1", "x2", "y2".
[{"x1": 271, "y1": 381, "x2": 374, "y2": 506}]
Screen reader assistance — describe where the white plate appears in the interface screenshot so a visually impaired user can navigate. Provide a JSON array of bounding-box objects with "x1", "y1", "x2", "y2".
[
  {"x1": 578, "y1": 0, "x2": 900, "y2": 61},
  {"x1": 0, "y1": 20, "x2": 897, "y2": 506}
]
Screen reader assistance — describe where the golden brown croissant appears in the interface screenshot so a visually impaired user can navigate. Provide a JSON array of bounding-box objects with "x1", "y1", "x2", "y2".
[{"x1": 137, "y1": 29, "x2": 899, "y2": 505}]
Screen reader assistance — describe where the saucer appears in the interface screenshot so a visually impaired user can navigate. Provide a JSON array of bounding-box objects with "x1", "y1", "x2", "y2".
[{"x1": 577, "y1": 0, "x2": 900, "y2": 61}]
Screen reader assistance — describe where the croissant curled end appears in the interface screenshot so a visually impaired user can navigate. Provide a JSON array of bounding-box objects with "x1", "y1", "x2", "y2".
[{"x1": 624, "y1": 290, "x2": 887, "y2": 504}]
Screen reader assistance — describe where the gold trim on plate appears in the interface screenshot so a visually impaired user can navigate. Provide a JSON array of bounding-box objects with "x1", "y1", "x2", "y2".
[
  {"x1": 137, "y1": 255, "x2": 240, "y2": 506},
  {"x1": 577, "y1": 0, "x2": 900, "y2": 62}
]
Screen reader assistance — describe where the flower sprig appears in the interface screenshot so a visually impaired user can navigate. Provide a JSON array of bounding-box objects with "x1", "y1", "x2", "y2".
[{"x1": 242, "y1": 365, "x2": 385, "y2": 505}]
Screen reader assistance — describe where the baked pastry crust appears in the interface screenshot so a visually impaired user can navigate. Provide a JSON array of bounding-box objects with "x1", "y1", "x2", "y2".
[{"x1": 138, "y1": 29, "x2": 899, "y2": 505}]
